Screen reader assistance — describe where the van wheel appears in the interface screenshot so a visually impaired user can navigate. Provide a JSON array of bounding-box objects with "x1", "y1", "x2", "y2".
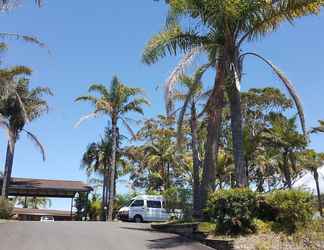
[{"x1": 134, "y1": 215, "x2": 143, "y2": 223}]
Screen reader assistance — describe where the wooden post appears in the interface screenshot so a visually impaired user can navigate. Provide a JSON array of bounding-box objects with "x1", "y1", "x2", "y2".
[{"x1": 70, "y1": 196, "x2": 73, "y2": 221}]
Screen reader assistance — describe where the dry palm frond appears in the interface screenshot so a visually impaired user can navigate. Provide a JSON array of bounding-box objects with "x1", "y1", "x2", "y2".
[
  {"x1": 241, "y1": 52, "x2": 306, "y2": 136},
  {"x1": 74, "y1": 112, "x2": 100, "y2": 128},
  {"x1": 165, "y1": 47, "x2": 201, "y2": 114}
]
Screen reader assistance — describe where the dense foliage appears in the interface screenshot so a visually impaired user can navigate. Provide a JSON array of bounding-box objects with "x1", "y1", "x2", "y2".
[
  {"x1": 265, "y1": 189, "x2": 313, "y2": 233},
  {"x1": 206, "y1": 188, "x2": 314, "y2": 235},
  {"x1": 0, "y1": 197, "x2": 12, "y2": 219},
  {"x1": 207, "y1": 188, "x2": 257, "y2": 235}
]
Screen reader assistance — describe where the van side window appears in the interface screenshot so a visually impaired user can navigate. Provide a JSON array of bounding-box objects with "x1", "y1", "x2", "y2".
[
  {"x1": 147, "y1": 200, "x2": 161, "y2": 208},
  {"x1": 131, "y1": 200, "x2": 144, "y2": 207}
]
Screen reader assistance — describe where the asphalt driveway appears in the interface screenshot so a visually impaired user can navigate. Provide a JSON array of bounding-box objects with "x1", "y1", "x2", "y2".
[{"x1": 0, "y1": 221, "x2": 213, "y2": 250}]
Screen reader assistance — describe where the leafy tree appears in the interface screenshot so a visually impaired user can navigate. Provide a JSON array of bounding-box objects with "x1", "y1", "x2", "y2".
[
  {"x1": 76, "y1": 76, "x2": 148, "y2": 221},
  {"x1": 0, "y1": 66, "x2": 52, "y2": 197}
]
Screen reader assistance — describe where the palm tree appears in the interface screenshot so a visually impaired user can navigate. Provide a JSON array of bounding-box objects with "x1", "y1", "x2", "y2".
[
  {"x1": 76, "y1": 76, "x2": 149, "y2": 221},
  {"x1": 300, "y1": 149, "x2": 324, "y2": 217},
  {"x1": 261, "y1": 114, "x2": 306, "y2": 188},
  {"x1": 143, "y1": 0, "x2": 320, "y2": 189},
  {"x1": 172, "y1": 67, "x2": 209, "y2": 217},
  {"x1": 82, "y1": 129, "x2": 111, "y2": 221},
  {"x1": 15, "y1": 196, "x2": 51, "y2": 209},
  {"x1": 81, "y1": 128, "x2": 128, "y2": 221},
  {"x1": 0, "y1": 66, "x2": 52, "y2": 197}
]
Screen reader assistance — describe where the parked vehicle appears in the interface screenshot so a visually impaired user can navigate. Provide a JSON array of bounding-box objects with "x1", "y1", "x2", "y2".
[
  {"x1": 117, "y1": 195, "x2": 169, "y2": 223},
  {"x1": 40, "y1": 216, "x2": 54, "y2": 222}
]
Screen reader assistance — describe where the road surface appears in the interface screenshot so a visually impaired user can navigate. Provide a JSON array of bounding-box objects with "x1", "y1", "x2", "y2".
[{"x1": 0, "y1": 221, "x2": 213, "y2": 250}]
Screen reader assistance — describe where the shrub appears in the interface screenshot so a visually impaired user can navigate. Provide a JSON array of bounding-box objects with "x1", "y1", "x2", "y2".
[
  {"x1": 265, "y1": 189, "x2": 313, "y2": 233},
  {"x1": 206, "y1": 188, "x2": 257, "y2": 235},
  {"x1": 254, "y1": 219, "x2": 272, "y2": 234},
  {"x1": 0, "y1": 197, "x2": 13, "y2": 219}
]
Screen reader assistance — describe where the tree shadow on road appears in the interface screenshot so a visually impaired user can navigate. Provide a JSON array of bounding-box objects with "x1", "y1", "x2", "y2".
[
  {"x1": 120, "y1": 226, "x2": 157, "y2": 233},
  {"x1": 146, "y1": 236, "x2": 196, "y2": 249}
]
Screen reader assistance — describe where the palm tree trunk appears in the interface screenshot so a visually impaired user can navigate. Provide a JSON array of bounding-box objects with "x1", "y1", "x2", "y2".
[
  {"x1": 226, "y1": 81, "x2": 247, "y2": 187},
  {"x1": 282, "y1": 150, "x2": 292, "y2": 188},
  {"x1": 190, "y1": 101, "x2": 201, "y2": 218},
  {"x1": 200, "y1": 62, "x2": 225, "y2": 212},
  {"x1": 107, "y1": 118, "x2": 117, "y2": 221},
  {"x1": 1, "y1": 132, "x2": 17, "y2": 198},
  {"x1": 101, "y1": 166, "x2": 108, "y2": 221},
  {"x1": 313, "y1": 169, "x2": 323, "y2": 217}
]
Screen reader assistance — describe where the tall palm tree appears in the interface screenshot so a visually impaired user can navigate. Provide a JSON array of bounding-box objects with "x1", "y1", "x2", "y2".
[
  {"x1": 301, "y1": 149, "x2": 324, "y2": 217},
  {"x1": 76, "y1": 76, "x2": 149, "y2": 221},
  {"x1": 0, "y1": 66, "x2": 52, "y2": 197},
  {"x1": 172, "y1": 67, "x2": 209, "y2": 217},
  {"x1": 143, "y1": 0, "x2": 320, "y2": 188}
]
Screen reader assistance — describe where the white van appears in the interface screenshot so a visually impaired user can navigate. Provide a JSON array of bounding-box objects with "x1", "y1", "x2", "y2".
[{"x1": 117, "y1": 195, "x2": 169, "y2": 223}]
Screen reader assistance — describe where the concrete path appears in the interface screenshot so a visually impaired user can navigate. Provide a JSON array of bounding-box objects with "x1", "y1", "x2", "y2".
[{"x1": 0, "y1": 221, "x2": 213, "y2": 250}]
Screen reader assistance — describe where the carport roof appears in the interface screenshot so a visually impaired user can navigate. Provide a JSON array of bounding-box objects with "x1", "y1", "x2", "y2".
[
  {"x1": 13, "y1": 207, "x2": 74, "y2": 217},
  {"x1": 0, "y1": 177, "x2": 93, "y2": 198}
]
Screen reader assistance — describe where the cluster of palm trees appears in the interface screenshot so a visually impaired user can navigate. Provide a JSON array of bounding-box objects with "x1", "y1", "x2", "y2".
[
  {"x1": 75, "y1": 77, "x2": 149, "y2": 221},
  {"x1": 1, "y1": 0, "x2": 324, "y2": 221}
]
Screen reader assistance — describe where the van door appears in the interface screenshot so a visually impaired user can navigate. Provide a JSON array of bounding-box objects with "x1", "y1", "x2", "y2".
[
  {"x1": 129, "y1": 199, "x2": 145, "y2": 220},
  {"x1": 146, "y1": 200, "x2": 162, "y2": 221}
]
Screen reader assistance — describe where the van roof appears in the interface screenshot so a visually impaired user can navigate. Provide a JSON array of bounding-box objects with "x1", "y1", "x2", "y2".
[{"x1": 134, "y1": 195, "x2": 165, "y2": 200}]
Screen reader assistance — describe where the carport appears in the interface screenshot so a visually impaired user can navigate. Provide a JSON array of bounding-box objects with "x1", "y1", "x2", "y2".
[{"x1": 0, "y1": 177, "x2": 93, "y2": 220}]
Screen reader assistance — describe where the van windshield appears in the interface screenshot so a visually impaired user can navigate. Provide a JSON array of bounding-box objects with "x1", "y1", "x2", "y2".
[{"x1": 124, "y1": 199, "x2": 134, "y2": 207}]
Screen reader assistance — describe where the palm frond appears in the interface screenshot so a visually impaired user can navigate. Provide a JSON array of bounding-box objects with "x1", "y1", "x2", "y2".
[
  {"x1": 242, "y1": 52, "x2": 306, "y2": 136},
  {"x1": 74, "y1": 112, "x2": 100, "y2": 128},
  {"x1": 142, "y1": 23, "x2": 206, "y2": 65},
  {"x1": 120, "y1": 116, "x2": 137, "y2": 140},
  {"x1": 88, "y1": 84, "x2": 110, "y2": 98},
  {"x1": 164, "y1": 47, "x2": 201, "y2": 114},
  {"x1": 240, "y1": 0, "x2": 322, "y2": 44},
  {"x1": 0, "y1": 32, "x2": 48, "y2": 51},
  {"x1": 23, "y1": 129, "x2": 46, "y2": 161},
  {"x1": 74, "y1": 95, "x2": 98, "y2": 105}
]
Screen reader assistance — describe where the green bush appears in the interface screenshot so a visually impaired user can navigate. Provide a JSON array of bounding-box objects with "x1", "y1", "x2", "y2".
[
  {"x1": 265, "y1": 189, "x2": 313, "y2": 233},
  {"x1": 206, "y1": 188, "x2": 257, "y2": 235},
  {"x1": 0, "y1": 197, "x2": 13, "y2": 219}
]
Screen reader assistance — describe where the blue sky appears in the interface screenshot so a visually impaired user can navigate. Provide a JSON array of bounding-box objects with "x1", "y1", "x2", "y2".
[{"x1": 0, "y1": 1, "x2": 323, "y2": 209}]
